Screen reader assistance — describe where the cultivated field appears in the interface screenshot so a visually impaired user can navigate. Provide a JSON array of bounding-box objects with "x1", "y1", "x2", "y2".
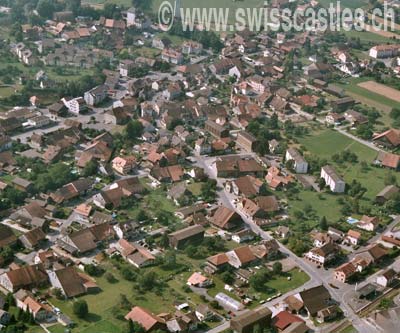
[{"x1": 358, "y1": 81, "x2": 400, "y2": 103}]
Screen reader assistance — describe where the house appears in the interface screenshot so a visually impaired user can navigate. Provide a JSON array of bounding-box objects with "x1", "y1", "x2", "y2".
[
  {"x1": 230, "y1": 308, "x2": 272, "y2": 333},
  {"x1": 152, "y1": 37, "x2": 171, "y2": 50},
  {"x1": 334, "y1": 262, "x2": 357, "y2": 283},
  {"x1": 345, "y1": 230, "x2": 361, "y2": 246},
  {"x1": 332, "y1": 96, "x2": 355, "y2": 112},
  {"x1": 205, "y1": 120, "x2": 229, "y2": 138},
  {"x1": 320, "y1": 165, "x2": 345, "y2": 193},
  {"x1": 374, "y1": 128, "x2": 400, "y2": 148},
  {"x1": 115, "y1": 239, "x2": 155, "y2": 268},
  {"x1": 15, "y1": 292, "x2": 54, "y2": 321},
  {"x1": 369, "y1": 44, "x2": 400, "y2": 58},
  {"x1": 344, "y1": 110, "x2": 368, "y2": 126},
  {"x1": 205, "y1": 253, "x2": 230, "y2": 274},
  {"x1": 187, "y1": 272, "x2": 212, "y2": 288},
  {"x1": 0, "y1": 225, "x2": 17, "y2": 249},
  {"x1": 12, "y1": 177, "x2": 33, "y2": 192},
  {"x1": 265, "y1": 166, "x2": 293, "y2": 190},
  {"x1": 317, "y1": 305, "x2": 339, "y2": 323},
  {"x1": 210, "y1": 206, "x2": 243, "y2": 230},
  {"x1": 167, "y1": 182, "x2": 192, "y2": 206},
  {"x1": 285, "y1": 148, "x2": 308, "y2": 174},
  {"x1": 61, "y1": 97, "x2": 87, "y2": 115},
  {"x1": 195, "y1": 138, "x2": 212, "y2": 155},
  {"x1": 10, "y1": 202, "x2": 47, "y2": 225},
  {"x1": 182, "y1": 41, "x2": 203, "y2": 54},
  {"x1": 299, "y1": 285, "x2": 332, "y2": 317},
  {"x1": 250, "y1": 239, "x2": 280, "y2": 260},
  {"x1": 168, "y1": 225, "x2": 205, "y2": 249},
  {"x1": 59, "y1": 223, "x2": 115, "y2": 254},
  {"x1": 229, "y1": 175, "x2": 263, "y2": 197},
  {"x1": 125, "y1": 306, "x2": 166, "y2": 332},
  {"x1": 311, "y1": 232, "x2": 332, "y2": 248},
  {"x1": 304, "y1": 243, "x2": 338, "y2": 266},
  {"x1": 175, "y1": 204, "x2": 205, "y2": 220},
  {"x1": 195, "y1": 304, "x2": 214, "y2": 322},
  {"x1": 112, "y1": 156, "x2": 136, "y2": 175},
  {"x1": 356, "y1": 215, "x2": 380, "y2": 232},
  {"x1": 327, "y1": 227, "x2": 344, "y2": 243},
  {"x1": 0, "y1": 264, "x2": 48, "y2": 292},
  {"x1": 275, "y1": 226, "x2": 290, "y2": 239},
  {"x1": 105, "y1": 107, "x2": 131, "y2": 125},
  {"x1": 272, "y1": 311, "x2": 305, "y2": 332},
  {"x1": 19, "y1": 228, "x2": 46, "y2": 249},
  {"x1": 232, "y1": 229, "x2": 255, "y2": 244},
  {"x1": 226, "y1": 246, "x2": 257, "y2": 268},
  {"x1": 236, "y1": 131, "x2": 258, "y2": 153},
  {"x1": 376, "y1": 269, "x2": 397, "y2": 287},
  {"x1": 162, "y1": 49, "x2": 184, "y2": 65},
  {"x1": 151, "y1": 165, "x2": 184, "y2": 183},
  {"x1": 48, "y1": 266, "x2": 97, "y2": 298},
  {"x1": 84, "y1": 85, "x2": 108, "y2": 107},
  {"x1": 93, "y1": 177, "x2": 144, "y2": 209},
  {"x1": 376, "y1": 185, "x2": 399, "y2": 204},
  {"x1": 50, "y1": 178, "x2": 93, "y2": 204},
  {"x1": 325, "y1": 112, "x2": 345, "y2": 125}
]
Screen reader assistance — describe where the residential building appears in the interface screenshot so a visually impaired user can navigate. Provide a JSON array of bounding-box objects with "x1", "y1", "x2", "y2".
[
  {"x1": 285, "y1": 148, "x2": 308, "y2": 174},
  {"x1": 84, "y1": 85, "x2": 108, "y2": 106},
  {"x1": 125, "y1": 307, "x2": 166, "y2": 332},
  {"x1": 168, "y1": 225, "x2": 205, "y2": 249},
  {"x1": 376, "y1": 269, "x2": 396, "y2": 287},
  {"x1": 112, "y1": 156, "x2": 136, "y2": 175},
  {"x1": 236, "y1": 131, "x2": 258, "y2": 153},
  {"x1": 230, "y1": 308, "x2": 272, "y2": 333},
  {"x1": 321, "y1": 165, "x2": 345, "y2": 193},
  {"x1": 369, "y1": 44, "x2": 400, "y2": 58},
  {"x1": 0, "y1": 264, "x2": 48, "y2": 292}
]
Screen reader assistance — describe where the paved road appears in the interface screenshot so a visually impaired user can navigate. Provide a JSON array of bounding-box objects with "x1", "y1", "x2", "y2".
[{"x1": 194, "y1": 154, "x2": 376, "y2": 333}]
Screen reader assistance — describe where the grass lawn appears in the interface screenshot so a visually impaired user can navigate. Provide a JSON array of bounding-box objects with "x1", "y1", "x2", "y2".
[
  {"x1": 289, "y1": 190, "x2": 344, "y2": 222},
  {"x1": 188, "y1": 182, "x2": 203, "y2": 196},
  {"x1": 47, "y1": 324, "x2": 68, "y2": 333},
  {"x1": 339, "y1": 325, "x2": 357, "y2": 333},
  {"x1": 298, "y1": 128, "x2": 376, "y2": 161},
  {"x1": 298, "y1": 128, "x2": 400, "y2": 200},
  {"x1": 50, "y1": 260, "x2": 192, "y2": 333},
  {"x1": 266, "y1": 269, "x2": 309, "y2": 295}
]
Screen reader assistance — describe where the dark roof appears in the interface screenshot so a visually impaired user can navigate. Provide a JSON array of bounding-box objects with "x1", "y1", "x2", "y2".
[
  {"x1": 299, "y1": 285, "x2": 331, "y2": 316},
  {"x1": 0, "y1": 225, "x2": 17, "y2": 248},
  {"x1": 169, "y1": 225, "x2": 205, "y2": 241},
  {"x1": 54, "y1": 266, "x2": 86, "y2": 298}
]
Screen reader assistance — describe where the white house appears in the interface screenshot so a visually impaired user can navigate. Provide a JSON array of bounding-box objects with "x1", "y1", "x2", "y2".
[
  {"x1": 61, "y1": 97, "x2": 87, "y2": 115},
  {"x1": 369, "y1": 44, "x2": 400, "y2": 59},
  {"x1": 304, "y1": 243, "x2": 337, "y2": 266},
  {"x1": 285, "y1": 148, "x2": 308, "y2": 174},
  {"x1": 321, "y1": 165, "x2": 345, "y2": 193},
  {"x1": 376, "y1": 269, "x2": 396, "y2": 287},
  {"x1": 84, "y1": 85, "x2": 108, "y2": 106}
]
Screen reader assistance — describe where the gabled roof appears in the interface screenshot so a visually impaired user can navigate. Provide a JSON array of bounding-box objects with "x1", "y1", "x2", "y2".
[
  {"x1": 125, "y1": 306, "x2": 165, "y2": 331},
  {"x1": 211, "y1": 206, "x2": 241, "y2": 229},
  {"x1": 54, "y1": 266, "x2": 86, "y2": 298}
]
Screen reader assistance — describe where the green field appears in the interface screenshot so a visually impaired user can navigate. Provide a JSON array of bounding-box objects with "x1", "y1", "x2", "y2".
[{"x1": 298, "y1": 128, "x2": 400, "y2": 200}]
